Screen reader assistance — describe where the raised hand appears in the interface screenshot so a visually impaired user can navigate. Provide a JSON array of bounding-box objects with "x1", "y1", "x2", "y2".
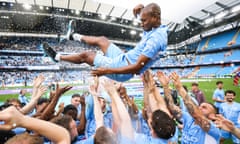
[
  {"x1": 88, "y1": 76, "x2": 99, "y2": 96},
  {"x1": 142, "y1": 70, "x2": 155, "y2": 92},
  {"x1": 58, "y1": 102, "x2": 65, "y2": 111},
  {"x1": 34, "y1": 85, "x2": 47, "y2": 100},
  {"x1": 156, "y1": 71, "x2": 170, "y2": 87},
  {"x1": 80, "y1": 96, "x2": 85, "y2": 106},
  {"x1": 55, "y1": 84, "x2": 72, "y2": 98},
  {"x1": 56, "y1": 102, "x2": 65, "y2": 116},
  {"x1": 170, "y1": 72, "x2": 182, "y2": 89},
  {"x1": 33, "y1": 74, "x2": 45, "y2": 88},
  {"x1": 133, "y1": 4, "x2": 144, "y2": 18},
  {"x1": 102, "y1": 79, "x2": 117, "y2": 94},
  {"x1": 89, "y1": 85, "x2": 98, "y2": 96}
]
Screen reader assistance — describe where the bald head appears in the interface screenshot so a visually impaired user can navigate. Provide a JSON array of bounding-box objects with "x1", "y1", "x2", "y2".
[
  {"x1": 140, "y1": 3, "x2": 161, "y2": 30},
  {"x1": 142, "y1": 3, "x2": 161, "y2": 21}
]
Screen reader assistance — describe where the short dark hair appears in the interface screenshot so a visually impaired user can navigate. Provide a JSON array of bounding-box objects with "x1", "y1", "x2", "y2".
[
  {"x1": 72, "y1": 93, "x2": 81, "y2": 98},
  {"x1": 191, "y1": 82, "x2": 198, "y2": 86},
  {"x1": 94, "y1": 126, "x2": 117, "y2": 144},
  {"x1": 50, "y1": 115, "x2": 72, "y2": 133},
  {"x1": 50, "y1": 115, "x2": 77, "y2": 142},
  {"x1": 0, "y1": 130, "x2": 16, "y2": 143},
  {"x1": 225, "y1": 90, "x2": 236, "y2": 96},
  {"x1": 216, "y1": 81, "x2": 223, "y2": 85},
  {"x1": 63, "y1": 104, "x2": 78, "y2": 120},
  {"x1": 151, "y1": 109, "x2": 175, "y2": 139}
]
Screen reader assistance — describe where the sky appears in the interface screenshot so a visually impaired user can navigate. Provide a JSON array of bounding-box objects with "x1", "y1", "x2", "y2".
[{"x1": 94, "y1": 0, "x2": 219, "y2": 23}]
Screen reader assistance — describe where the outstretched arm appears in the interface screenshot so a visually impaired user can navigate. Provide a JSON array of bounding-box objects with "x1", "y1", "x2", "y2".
[
  {"x1": 30, "y1": 74, "x2": 45, "y2": 103},
  {"x1": 20, "y1": 75, "x2": 46, "y2": 115},
  {"x1": 119, "y1": 85, "x2": 139, "y2": 118},
  {"x1": 170, "y1": 72, "x2": 211, "y2": 132},
  {"x1": 77, "y1": 96, "x2": 86, "y2": 135},
  {"x1": 0, "y1": 106, "x2": 70, "y2": 144},
  {"x1": 214, "y1": 114, "x2": 240, "y2": 138},
  {"x1": 133, "y1": 4, "x2": 144, "y2": 18},
  {"x1": 39, "y1": 84, "x2": 72, "y2": 120},
  {"x1": 156, "y1": 71, "x2": 182, "y2": 119},
  {"x1": 88, "y1": 77, "x2": 104, "y2": 129},
  {"x1": 91, "y1": 55, "x2": 150, "y2": 76},
  {"x1": 142, "y1": 70, "x2": 171, "y2": 116},
  {"x1": 103, "y1": 79, "x2": 134, "y2": 140}
]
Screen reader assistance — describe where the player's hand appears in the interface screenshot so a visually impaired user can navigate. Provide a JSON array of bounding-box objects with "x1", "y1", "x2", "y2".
[
  {"x1": 133, "y1": 4, "x2": 144, "y2": 18},
  {"x1": 91, "y1": 67, "x2": 108, "y2": 76},
  {"x1": 55, "y1": 84, "x2": 72, "y2": 98},
  {"x1": 0, "y1": 106, "x2": 24, "y2": 130},
  {"x1": 88, "y1": 76, "x2": 99, "y2": 96},
  {"x1": 170, "y1": 72, "x2": 182, "y2": 90},
  {"x1": 214, "y1": 114, "x2": 235, "y2": 132},
  {"x1": 33, "y1": 74, "x2": 45, "y2": 88},
  {"x1": 156, "y1": 71, "x2": 169, "y2": 87}
]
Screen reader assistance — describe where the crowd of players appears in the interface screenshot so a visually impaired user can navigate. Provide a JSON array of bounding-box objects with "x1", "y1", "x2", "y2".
[{"x1": 0, "y1": 70, "x2": 239, "y2": 144}]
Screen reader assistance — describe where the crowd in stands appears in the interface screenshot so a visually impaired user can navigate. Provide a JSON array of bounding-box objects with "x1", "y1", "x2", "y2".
[
  {"x1": 0, "y1": 70, "x2": 240, "y2": 144},
  {"x1": 0, "y1": 56, "x2": 55, "y2": 66},
  {"x1": 152, "y1": 54, "x2": 195, "y2": 67},
  {"x1": 0, "y1": 71, "x2": 90, "y2": 86}
]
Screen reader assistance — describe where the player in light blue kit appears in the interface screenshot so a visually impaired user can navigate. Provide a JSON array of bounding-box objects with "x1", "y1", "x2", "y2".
[
  {"x1": 219, "y1": 90, "x2": 240, "y2": 144},
  {"x1": 159, "y1": 71, "x2": 221, "y2": 144},
  {"x1": 212, "y1": 81, "x2": 225, "y2": 109},
  {"x1": 42, "y1": 3, "x2": 167, "y2": 82}
]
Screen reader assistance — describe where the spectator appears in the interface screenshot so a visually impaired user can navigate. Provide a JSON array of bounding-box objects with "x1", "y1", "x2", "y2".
[
  {"x1": 191, "y1": 82, "x2": 206, "y2": 105},
  {"x1": 18, "y1": 89, "x2": 29, "y2": 106}
]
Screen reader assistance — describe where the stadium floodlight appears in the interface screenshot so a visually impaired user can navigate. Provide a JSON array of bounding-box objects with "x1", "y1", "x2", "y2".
[
  {"x1": 204, "y1": 17, "x2": 214, "y2": 24},
  {"x1": 130, "y1": 30, "x2": 136, "y2": 35},
  {"x1": 2, "y1": 2, "x2": 6, "y2": 6},
  {"x1": 231, "y1": 5, "x2": 240, "y2": 13},
  {"x1": 111, "y1": 16, "x2": 116, "y2": 21},
  {"x1": 139, "y1": 33, "x2": 143, "y2": 37},
  {"x1": 46, "y1": 7, "x2": 49, "y2": 10},
  {"x1": 215, "y1": 11, "x2": 228, "y2": 20},
  {"x1": 23, "y1": 3, "x2": 32, "y2": 10},
  {"x1": 75, "y1": 10, "x2": 80, "y2": 15},
  {"x1": 39, "y1": 6, "x2": 44, "y2": 10},
  {"x1": 100, "y1": 14, "x2": 107, "y2": 20}
]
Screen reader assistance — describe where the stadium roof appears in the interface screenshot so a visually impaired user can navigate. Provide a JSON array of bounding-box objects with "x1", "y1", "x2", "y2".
[
  {"x1": 2, "y1": 0, "x2": 239, "y2": 22},
  {"x1": 1, "y1": 0, "x2": 240, "y2": 44}
]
